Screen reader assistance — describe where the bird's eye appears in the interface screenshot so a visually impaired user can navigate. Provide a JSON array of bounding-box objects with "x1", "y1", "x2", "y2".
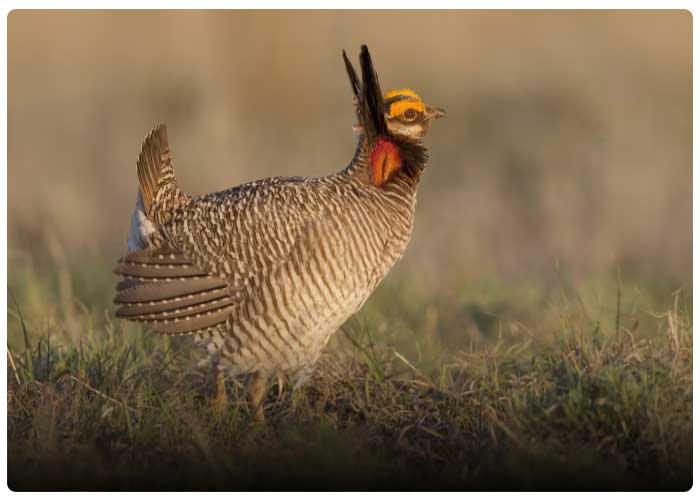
[{"x1": 403, "y1": 109, "x2": 418, "y2": 121}]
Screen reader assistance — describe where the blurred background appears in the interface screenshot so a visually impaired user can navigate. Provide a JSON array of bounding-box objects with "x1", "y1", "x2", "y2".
[{"x1": 8, "y1": 10, "x2": 692, "y2": 352}]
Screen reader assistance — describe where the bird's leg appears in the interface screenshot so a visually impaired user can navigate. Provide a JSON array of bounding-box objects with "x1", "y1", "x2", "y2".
[
  {"x1": 212, "y1": 368, "x2": 228, "y2": 416},
  {"x1": 275, "y1": 375, "x2": 285, "y2": 403},
  {"x1": 247, "y1": 371, "x2": 267, "y2": 422}
]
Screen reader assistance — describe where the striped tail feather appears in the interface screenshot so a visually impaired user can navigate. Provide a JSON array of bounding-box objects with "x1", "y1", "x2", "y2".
[
  {"x1": 136, "y1": 124, "x2": 188, "y2": 224},
  {"x1": 114, "y1": 248, "x2": 234, "y2": 336}
]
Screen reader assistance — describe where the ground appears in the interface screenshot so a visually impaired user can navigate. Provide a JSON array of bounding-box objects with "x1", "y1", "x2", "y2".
[{"x1": 7, "y1": 259, "x2": 693, "y2": 491}]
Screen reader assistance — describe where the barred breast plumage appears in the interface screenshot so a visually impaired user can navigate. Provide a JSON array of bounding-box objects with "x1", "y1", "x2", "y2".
[{"x1": 113, "y1": 45, "x2": 444, "y2": 418}]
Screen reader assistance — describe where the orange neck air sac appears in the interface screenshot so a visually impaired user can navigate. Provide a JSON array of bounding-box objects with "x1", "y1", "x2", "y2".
[{"x1": 370, "y1": 137, "x2": 402, "y2": 187}]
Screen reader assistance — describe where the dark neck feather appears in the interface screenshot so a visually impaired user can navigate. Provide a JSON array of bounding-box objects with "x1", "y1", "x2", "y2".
[{"x1": 343, "y1": 134, "x2": 426, "y2": 186}]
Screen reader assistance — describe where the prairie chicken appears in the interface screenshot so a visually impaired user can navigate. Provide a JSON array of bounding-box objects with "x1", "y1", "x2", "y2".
[{"x1": 114, "y1": 46, "x2": 445, "y2": 420}]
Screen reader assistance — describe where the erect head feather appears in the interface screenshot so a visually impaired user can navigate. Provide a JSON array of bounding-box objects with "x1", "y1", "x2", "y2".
[
  {"x1": 342, "y1": 46, "x2": 388, "y2": 143},
  {"x1": 342, "y1": 50, "x2": 361, "y2": 102},
  {"x1": 359, "y1": 45, "x2": 388, "y2": 140}
]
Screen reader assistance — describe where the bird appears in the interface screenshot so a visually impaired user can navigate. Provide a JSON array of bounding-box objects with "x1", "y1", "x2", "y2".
[{"x1": 113, "y1": 45, "x2": 445, "y2": 421}]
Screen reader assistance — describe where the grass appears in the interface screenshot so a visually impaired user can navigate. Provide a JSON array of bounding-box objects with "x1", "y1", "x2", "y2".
[{"x1": 6, "y1": 256, "x2": 693, "y2": 491}]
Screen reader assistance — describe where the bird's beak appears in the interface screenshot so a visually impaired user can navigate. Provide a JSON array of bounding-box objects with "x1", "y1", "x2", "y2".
[{"x1": 424, "y1": 105, "x2": 447, "y2": 121}]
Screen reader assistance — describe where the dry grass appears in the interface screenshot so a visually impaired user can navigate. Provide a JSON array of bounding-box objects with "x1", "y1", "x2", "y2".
[{"x1": 7, "y1": 256, "x2": 692, "y2": 491}]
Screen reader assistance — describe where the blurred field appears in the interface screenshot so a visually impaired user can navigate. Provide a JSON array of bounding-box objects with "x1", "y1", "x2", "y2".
[
  {"x1": 8, "y1": 10, "x2": 692, "y2": 286},
  {"x1": 6, "y1": 10, "x2": 693, "y2": 491}
]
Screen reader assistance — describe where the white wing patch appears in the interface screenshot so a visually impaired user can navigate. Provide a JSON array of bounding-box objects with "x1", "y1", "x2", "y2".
[{"x1": 127, "y1": 190, "x2": 157, "y2": 252}]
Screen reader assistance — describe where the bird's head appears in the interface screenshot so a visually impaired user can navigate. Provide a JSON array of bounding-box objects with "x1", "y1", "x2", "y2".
[
  {"x1": 383, "y1": 88, "x2": 446, "y2": 142},
  {"x1": 343, "y1": 46, "x2": 445, "y2": 187}
]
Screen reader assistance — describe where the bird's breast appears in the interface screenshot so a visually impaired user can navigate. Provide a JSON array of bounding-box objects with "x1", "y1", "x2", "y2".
[{"x1": 199, "y1": 180, "x2": 419, "y2": 379}]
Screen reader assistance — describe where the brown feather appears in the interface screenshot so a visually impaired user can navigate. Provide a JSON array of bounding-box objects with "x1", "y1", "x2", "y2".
[
  {"x1": 115, "y1": 277, "x2": 228, "y2": 304},
  {"x1": 114, "y1": 288, "x2": 230, "y2": 316},
  {"x1": 117, "y1": 295, "x2": 234, "y2": 321},
  {"x1": 136, "y1": 123, "x2": 188, "y2": 223},
  {"x1": 114, "y1": 260, "x2": 208, "y2": 279},
  {"x1": 120, "y1": 247, "x2": 192, "y2": 266},
  {"x1": 152, "y1": 307, "x2": 233, "y2": 336},
  {"x1": 136, "y1": 124, "x2": 168, "y2": 215},
  {"x1": 114, "y1": 247, "x2": 211, "y2": 279}
]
